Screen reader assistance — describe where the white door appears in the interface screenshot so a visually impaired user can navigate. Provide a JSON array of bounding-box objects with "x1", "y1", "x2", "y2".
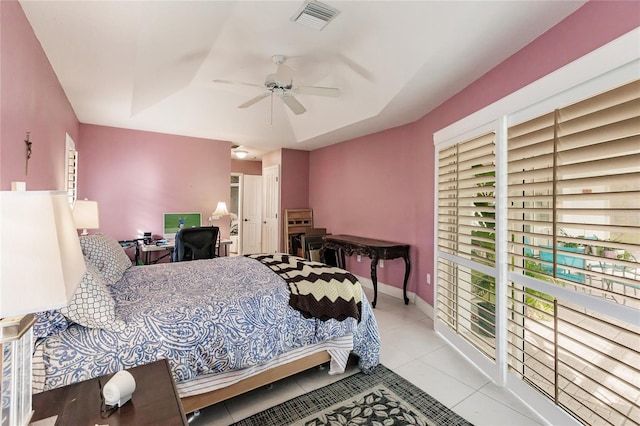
[
  {"x1": 241, "y1": 175, "x2": 262, "y2": 254},
  {"x1": 262, "y1": 165, "x2": 279, "y2": 253}
]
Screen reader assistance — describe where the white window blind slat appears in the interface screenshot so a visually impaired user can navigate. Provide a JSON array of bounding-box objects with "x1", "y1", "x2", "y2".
[{"x1": 557, "y1": 79, "x2": 640, "y2": 122}]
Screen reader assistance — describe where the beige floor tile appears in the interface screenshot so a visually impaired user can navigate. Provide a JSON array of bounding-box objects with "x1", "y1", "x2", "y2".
[{"x1": 453, "y1": 391, "x2": 544, "y2": 426}]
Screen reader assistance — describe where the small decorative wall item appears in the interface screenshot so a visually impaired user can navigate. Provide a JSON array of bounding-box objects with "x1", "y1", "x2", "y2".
[{"x1": 24, "y1": 132, "x2": 32, "y2": 175}]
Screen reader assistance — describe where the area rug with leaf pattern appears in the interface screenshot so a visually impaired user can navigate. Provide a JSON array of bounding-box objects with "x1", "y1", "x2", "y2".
[{"x1": 230, "y1": 364, "x2": 473, "y2": 426}]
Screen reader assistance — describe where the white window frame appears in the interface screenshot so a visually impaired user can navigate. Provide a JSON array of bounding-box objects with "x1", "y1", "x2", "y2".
[{"x1": 433, "y1": 28, "x2": 640, "y2": 425}]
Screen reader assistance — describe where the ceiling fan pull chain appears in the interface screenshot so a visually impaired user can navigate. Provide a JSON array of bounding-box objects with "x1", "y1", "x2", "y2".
[{"x1": 270, "y1": 92, "x2": 274, "y2": 126}]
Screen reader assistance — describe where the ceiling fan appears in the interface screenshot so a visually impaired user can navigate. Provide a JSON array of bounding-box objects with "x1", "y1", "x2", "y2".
[{"x1": 214, "y1": 55, "x2": 340, "y2": 118}]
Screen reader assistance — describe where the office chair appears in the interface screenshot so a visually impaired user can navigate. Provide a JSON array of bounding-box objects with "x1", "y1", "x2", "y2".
[{"x1": 173, "y1": 226, "x2": 220, "y2": 262}]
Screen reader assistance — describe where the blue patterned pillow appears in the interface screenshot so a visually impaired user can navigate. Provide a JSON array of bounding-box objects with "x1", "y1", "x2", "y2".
[
  {"x1": 80, "y1": 234, "x2": 132, "y2": 285},
  {"x1": 32, "y1": 310, "x2": 68, "y2": 338},
  {"x1": 60, "y1": 262, "x2": 127, "y2": 332}
]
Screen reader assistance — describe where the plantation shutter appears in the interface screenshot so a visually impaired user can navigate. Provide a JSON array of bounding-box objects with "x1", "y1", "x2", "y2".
[
  {"x1": 66, "y1": 147, "x2": 78, "y2": 205},
  {"x1": 508, "y1": 79, "x2": 640, "y2": 303},
  {"x1": 437, "y1": 132, "x2": 497, "y2": 359},
  {"x1": 506, "y1": 79, "x2": 640, "y2": 425}
]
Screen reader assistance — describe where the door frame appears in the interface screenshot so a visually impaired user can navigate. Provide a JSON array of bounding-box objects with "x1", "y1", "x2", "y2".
[
  {"x1": 231, "y1": 172, "x2": 243, "y2": 254},
  {"x1": 262, "y1": 164, "x2": 280, "y2": 254}
]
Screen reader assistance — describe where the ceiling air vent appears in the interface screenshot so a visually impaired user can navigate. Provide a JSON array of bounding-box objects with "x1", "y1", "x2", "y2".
[{"x1": 291, "y1": 0, "x2": 340, "y2": 31}]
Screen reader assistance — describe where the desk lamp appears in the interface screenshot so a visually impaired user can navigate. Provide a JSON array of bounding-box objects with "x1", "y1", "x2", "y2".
[
  {"x1": 72, "y1": 199, "x2": 100, "y2": 235},
  {"x1": 0, "y1": 191, "x2": 86, "y2": 426}
]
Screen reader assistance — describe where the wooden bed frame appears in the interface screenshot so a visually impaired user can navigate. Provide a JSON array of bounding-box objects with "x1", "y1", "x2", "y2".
[{"x1": 181, "y1": 350, "x2": 331, "y2": 413}]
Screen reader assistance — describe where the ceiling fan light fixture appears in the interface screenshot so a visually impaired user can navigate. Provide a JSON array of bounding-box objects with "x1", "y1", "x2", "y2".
[
  {"x1": 234, "y1": 149, "x2": 249, "y2": 159},
  {"x1": 291, "y1": 0, "x2": 340, "y2": 31}
]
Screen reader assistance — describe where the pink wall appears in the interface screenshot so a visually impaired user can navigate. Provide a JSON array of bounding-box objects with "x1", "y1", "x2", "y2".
[
  {"x1": 261, "y1": 150, "x2": 281, "y2": 168},
  {"x1": 280, "y1": 149, "x2": 310, "y2": 212},
  {"x1": 231, "y1": 159, "x2": 262, "y2": 175},
  {"x1": 310, "y1": 123, "x2": 418, "y2": 288},
  {"x1": 78, "y1": 124, "x2": 232, "y2": 244},
  {"x1": 309, "y1": 1, "x2": 640, "y2": 307},
  {"x1": 0, "y1": 0, "x2": 79, "y2": 190},
  {"x1": 280, "y1": 149, "x2": 311, "y2": 252}
]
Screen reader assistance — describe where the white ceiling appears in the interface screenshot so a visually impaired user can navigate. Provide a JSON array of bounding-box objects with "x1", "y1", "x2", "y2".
[{"x1": 20, "y1": 0, "x2": 585, "y2": 160}]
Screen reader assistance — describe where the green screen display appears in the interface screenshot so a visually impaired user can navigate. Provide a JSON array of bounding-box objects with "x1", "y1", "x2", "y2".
[{"x1": 163, "y1": 212, "x2": 202, "y2": 236}]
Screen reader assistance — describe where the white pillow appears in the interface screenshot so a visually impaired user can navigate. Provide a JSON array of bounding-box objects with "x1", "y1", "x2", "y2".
[
  {"x1": 61, "y1": 262, "x2": 127, "y2": 332},
  {"x1": 80, "y1": 234, "x2": 132, "y2": 285}
]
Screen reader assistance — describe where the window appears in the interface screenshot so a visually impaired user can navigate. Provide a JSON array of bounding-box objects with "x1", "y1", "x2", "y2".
[
  {"x1": 437, "y1": 133, "x2": 497, "y2": 359},
  {"x1": 434, "y1": 29, "x2": 639, "y2": 425},
  {"x1": 65, "y1": 134, "x2": 78, "y2": 205},
  {"x1": 509, "y1": 81, "x2": 640, "y2": 304},
  {"x1": 506, "y1": 79, "x2": 639, "y2": 425}
]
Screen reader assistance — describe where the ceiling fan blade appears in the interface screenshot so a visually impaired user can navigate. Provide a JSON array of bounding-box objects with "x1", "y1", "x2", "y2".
[
  {"x1": 213, "y1": 79, "x2": 264, "y2": 89},
  {"x1": 294, "y1": 86, "x2": 340, "y2": 97},
  {"x1": 238, "y1": 92, "x2": 270, "y2": 109},
  {"x1": 281, "y1": 94, "x2": 306, "y2": 115}
]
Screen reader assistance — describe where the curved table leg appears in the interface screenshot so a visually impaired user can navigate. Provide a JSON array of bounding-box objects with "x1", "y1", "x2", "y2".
[
  {"x1": 370, "y1": 255, "x2": 379, "y2": 308},
  {"x1": 403, "y1": 254, "x2": 411, "y2": 305}
]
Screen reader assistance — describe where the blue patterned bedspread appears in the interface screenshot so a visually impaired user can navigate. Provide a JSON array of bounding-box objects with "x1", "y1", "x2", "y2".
[{"x1": 35, "y1": 256, "x2": 380, "y2": 391}]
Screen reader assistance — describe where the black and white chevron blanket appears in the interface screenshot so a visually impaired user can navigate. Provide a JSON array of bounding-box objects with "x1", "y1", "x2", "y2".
[{"x1": 246, "y1": 254, "x2": 362, "y2": 323}]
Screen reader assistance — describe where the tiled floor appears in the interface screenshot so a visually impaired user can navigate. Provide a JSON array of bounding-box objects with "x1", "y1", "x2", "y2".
[{"x1": 191, "y1": 289, "x2": 547, "y2": 425}]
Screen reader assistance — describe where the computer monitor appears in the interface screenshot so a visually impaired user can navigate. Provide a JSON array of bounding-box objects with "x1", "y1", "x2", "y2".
[{"x1": 163, "y1": 212, "x2": 201, "y2": 240}]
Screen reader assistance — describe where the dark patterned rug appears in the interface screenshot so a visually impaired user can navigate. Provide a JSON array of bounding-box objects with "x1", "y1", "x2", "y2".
[{"x1": 230, "y1": 364, "x2": 473, "y2": 426}]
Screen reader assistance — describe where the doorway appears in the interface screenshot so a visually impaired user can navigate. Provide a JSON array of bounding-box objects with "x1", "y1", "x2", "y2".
[
  {"x1": 230, "y1": 173, "x2": 263, "y2": 255},
  {"x1": 229, "y1": 173, "x2": 241, "y2": 254},
  {"x1": 261, "y1": 165, "x2": 279, "y2": 253},
  {"x1": 242, "y1": 174, "x2": 262, "y2": 254}
]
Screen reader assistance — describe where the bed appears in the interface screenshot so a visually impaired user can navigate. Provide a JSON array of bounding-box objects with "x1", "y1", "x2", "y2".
[{"x1": 31, "y1": 234, "x2": 381, "y2": 413}]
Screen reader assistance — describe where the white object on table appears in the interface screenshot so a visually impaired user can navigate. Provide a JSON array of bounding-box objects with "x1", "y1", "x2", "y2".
[{"x1": 103, "y1": 370, "x2": 136, "y2": 407}]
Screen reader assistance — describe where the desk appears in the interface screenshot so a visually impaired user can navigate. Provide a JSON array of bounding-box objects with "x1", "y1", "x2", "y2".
[
  {"x1": 140, "y1": 239, "x2": 232, "y2": 264},
  {"x1": 119, "y1": 239, "x2": 141, "y2": 264},
  {"x1": 31, "y1": 359, "x2": 187, "y2": 425},
  {"x1": 321, "y1": 235, "x2": 410, "y2": 308}
]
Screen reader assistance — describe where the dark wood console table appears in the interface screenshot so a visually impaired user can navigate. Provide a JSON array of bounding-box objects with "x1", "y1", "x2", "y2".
[{"x1": 321, "y1": 234, "x2": 410, "y2": 308}]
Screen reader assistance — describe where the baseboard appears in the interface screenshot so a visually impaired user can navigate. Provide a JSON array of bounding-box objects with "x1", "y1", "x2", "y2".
[
  {"x1": 414, "y1": 296, "x2": 434, "y2": 321},
  {"x1": 354, "y1": 275, "x2": 434, "y2": 320}
]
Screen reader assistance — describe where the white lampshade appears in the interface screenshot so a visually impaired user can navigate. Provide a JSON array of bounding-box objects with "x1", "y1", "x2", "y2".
[
  {"x1": 72, "y1": 199, "x2": 100, "y2": 235},
  {"x1": 212, "y1": 201, "x2": 229, "y2": 218},
  {"x1": 0, "y1": 191, "x2": 86, "y2": 317}
]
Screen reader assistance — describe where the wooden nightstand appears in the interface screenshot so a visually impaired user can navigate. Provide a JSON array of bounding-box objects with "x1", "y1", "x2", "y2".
[{"x1": 31, "y1": 359, "x2": 187, "y2": 425}]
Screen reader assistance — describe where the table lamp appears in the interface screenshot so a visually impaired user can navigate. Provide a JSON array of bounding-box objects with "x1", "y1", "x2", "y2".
[
  {"x1": 0, "y1": 191, "x2": 86, "y2": 426},
  {"x1": 72, "y1": 199, "x2": 100, "y2": 235},
  {"x1": 210, "y1": 201, "x2": 229, "y2": 221},
  {"x1": 209, "y1": 202, "x2": 229, "y2": 250}
]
